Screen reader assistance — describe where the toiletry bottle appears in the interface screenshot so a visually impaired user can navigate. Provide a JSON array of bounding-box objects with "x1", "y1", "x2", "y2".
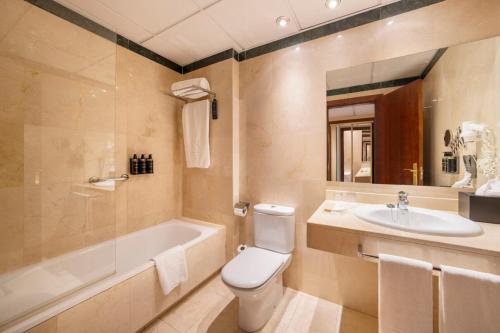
[
  {"x1": 130, "y1": 154, "x2": 139, "y2": 175},
  {"x1": 146, "y1": 154, "x2": 154, "y2": 174},
  {"x1": 139, "y1": 154, "x2": 146, "y2": 174}
]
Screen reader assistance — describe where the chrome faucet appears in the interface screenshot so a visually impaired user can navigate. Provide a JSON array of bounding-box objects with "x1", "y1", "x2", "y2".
[{"x1": 397, "y1": 191, "x2": 409, "y2": 211}]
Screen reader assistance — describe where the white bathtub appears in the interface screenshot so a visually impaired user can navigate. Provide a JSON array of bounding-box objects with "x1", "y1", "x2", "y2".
[{"x1": 0, "y1": 219, "x2": 219, "y2": 333}]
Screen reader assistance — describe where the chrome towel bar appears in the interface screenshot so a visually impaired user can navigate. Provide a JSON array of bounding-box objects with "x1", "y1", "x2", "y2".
[
  {"x1": 357, "y1": 244, "x2": 442, "y2": 272},
  {"x1": 88, "y1": 174, "x2": 129, "y2": 184}
]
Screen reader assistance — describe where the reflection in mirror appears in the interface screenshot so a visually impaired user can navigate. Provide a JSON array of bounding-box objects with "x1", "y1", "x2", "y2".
[{"x1": 326, "y1": 35, "x2": 500, "y2": 188}]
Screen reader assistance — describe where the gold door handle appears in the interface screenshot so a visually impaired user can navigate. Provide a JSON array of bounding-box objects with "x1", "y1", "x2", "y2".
[{"x1": 403, "y1": 163, "x2": 418, "y2": 185}]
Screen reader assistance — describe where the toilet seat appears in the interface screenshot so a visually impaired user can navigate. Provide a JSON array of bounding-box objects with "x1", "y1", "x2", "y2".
[{"x1": 221, "y1": 247, "x2": 289, "y2": 289}]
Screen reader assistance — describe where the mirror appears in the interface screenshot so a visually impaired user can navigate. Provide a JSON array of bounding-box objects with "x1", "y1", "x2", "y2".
[{"x1": 326, "y1": 35, "x2": 500, "y2": 187}]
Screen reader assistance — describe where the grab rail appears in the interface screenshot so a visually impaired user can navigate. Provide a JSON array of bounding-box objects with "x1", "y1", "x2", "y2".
[{"x1": 88, "y1": 174, "x2": 129, "y2": 184}]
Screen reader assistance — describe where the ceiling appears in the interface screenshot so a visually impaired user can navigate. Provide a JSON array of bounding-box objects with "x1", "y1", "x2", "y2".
[
  {"x1": 326, "y1": 49, "x2": 438, "y2": 90},
  {"x1": 54, "y1": 0, "x2": 400, "y2": 66}
]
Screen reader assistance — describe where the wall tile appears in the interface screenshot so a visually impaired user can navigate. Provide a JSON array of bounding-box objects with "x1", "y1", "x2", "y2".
[{"x1": 239, "y1": 0, "x2": 500, "y2": 318}]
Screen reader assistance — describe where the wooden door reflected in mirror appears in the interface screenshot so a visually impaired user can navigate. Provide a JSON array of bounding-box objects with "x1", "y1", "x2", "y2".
[{"x1": 326, "y1": 35, "x2": 500, "y2": 187}]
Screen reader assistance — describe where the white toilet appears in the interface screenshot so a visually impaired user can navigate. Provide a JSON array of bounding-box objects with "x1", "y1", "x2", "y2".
[{"x1": 221, "y1": 203, "x2": 295, "y2": 332}]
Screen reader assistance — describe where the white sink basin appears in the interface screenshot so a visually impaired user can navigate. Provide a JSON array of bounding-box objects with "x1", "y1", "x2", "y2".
[{"x1": 354, "y1": 204, "x2": 482, "y2": 237}]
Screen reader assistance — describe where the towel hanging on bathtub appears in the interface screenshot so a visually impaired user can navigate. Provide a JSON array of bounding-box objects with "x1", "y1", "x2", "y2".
[
  {"x1": 152, "y1": 245, "x2": 188, "y2": 295},
  {"x1": 182, "y1": 100, "x2": 210, "y2": 168}
]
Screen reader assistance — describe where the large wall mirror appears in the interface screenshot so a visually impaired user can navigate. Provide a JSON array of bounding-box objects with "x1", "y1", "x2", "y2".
[{"x1": 326, "y1": 35, "x2": 500, "y2": 188}]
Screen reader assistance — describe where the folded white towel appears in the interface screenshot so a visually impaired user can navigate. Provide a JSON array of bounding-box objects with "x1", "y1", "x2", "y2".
[
  {"x1": 182, "y1": 100, "x2": 210, "y2": 168},
  {"x1": 172, "y1": 78, "x2": 210, "y2": 99},
  {"x1": 379, "y1": 254, "x2": 433, "y2": 333},
  {"x1": 151, "y1": 246, "x2": 188, "y2": 295},
  {"x1": 475, "y1": 178, "x2": 500, "y2": 197},
  {"x1": 440, "y1": 265, "x2": 500, "y2": 333}
]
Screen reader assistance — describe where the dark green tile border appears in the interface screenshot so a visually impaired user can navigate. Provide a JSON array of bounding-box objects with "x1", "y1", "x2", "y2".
[
  {"x1": 327, "y1": 76, "x2": 420, "y2": 96},
  {"x1": 326, "y1": 47, "x2": 448, "y2": 96},
  {"x1": 183, "y1": 49, "x2": 238, "y2": 74},
  {"x1": 25, "y1": 0, "x2": 117, "y2": 43},
  {"x1": 238, "y1": 0, "x2": 444, "y2": 62},
  {"x1": 117, "y1": 35, "x2": 182, "y2": 73},
  {"x1": 24, "y1": 0, "x2": 183, "y2": 73},
  {"x1": 421, "y1": 47, "x2": 447, "y2": 78},
  {"x1": 25, "y1": 0, "x2": 444, "y2": 74}
]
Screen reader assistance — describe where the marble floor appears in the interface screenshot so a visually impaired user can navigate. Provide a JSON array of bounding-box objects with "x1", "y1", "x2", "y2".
[{"x1": 141, "y1": 274, "x2": 377, "y2": 333}]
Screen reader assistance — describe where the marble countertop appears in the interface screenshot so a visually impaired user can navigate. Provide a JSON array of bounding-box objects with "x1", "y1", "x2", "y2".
[{"x1": 308, "y1": 200, "x2": 500, "y2": 257}]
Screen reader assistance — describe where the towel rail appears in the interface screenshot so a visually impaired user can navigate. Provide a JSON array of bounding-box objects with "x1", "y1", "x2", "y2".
[
  {"x1": 357, "y1": 244, "x2": 442, "y2": 272},
  {"x1": 164, "y1": 84, "x2": 218, "y2": 120}
]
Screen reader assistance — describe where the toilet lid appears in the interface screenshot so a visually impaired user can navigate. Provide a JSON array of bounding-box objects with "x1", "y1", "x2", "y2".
[
  {"x1": 254, "y1": 203, "x2": 295, "y2": 216},
  {"x1": 221, "y1": 247, "x2": 288, "y2": 289}
]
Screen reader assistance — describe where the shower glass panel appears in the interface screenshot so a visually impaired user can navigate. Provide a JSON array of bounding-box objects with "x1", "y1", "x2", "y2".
[{"x1": 0, "y1": 2, "x2": 117, "y2": 325}]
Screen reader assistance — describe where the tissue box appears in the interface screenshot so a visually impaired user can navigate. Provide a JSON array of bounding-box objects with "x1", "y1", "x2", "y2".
[{"x1": 458, "y1": 192, "x2": 500, "y2": 224}]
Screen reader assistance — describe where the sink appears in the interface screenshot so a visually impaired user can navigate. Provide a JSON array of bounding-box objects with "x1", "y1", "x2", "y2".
[{"x1": 354, "y1": 204, "x2": 482, "y2": 237}]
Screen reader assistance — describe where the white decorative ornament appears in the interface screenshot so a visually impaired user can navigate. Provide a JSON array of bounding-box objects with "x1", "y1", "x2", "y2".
[{"x1": 476, "y1": 127, "x2": 497, "y2": 178}]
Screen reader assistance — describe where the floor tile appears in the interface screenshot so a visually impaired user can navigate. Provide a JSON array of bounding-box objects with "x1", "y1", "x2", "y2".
[
  {"x1": 159, "y1": 285, "x2": 227, "y2": 332},
  {"x1": 145, "y1": 274, "x2": 377, "y2": 333},
  {"x1": 337, "y1": 308, "x2": 378, "y2": 333}
]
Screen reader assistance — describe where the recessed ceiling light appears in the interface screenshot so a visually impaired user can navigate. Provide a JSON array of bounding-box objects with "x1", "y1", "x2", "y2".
[
  {"x1": 276, "y1": 16, "x2": 290, "y2": 27},
  {"x1": 295, "y1": 46, "x2": 301, "y2": 51},
  {"x1": 386, "y1": 20, "x2": 394, "y2": 26},
  {"x1": 325, "y1": 0, "x2": 341, "y2": 9},
  {"x1": 336, "y1": 34, "x2": 343, "y2": 39}
]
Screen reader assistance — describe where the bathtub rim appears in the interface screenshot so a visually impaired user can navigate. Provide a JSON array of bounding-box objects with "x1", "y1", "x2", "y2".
[{"x1": 1, "y1": 217, "x2": 223, "y2": 333}]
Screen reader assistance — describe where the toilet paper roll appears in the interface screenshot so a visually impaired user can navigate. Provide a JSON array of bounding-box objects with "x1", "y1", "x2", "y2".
[
  {"x1": 234, "y1": 206, "x2": 247, "y2": 217},
  {"x1": 237, "y1": 244, "x2": 247, "y2": 253}
]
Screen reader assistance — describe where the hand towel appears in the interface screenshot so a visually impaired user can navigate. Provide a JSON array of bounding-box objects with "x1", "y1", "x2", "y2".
[
  {"x1": 172, "y1": 78, "x2": 210, "y2": 99},
  {"x1": 151, "y1": 246, "x2": 188, "y2": 295},
  {"x1": 378, "y1": 254, "x2": 433, "y2": 333},
  {"x1": 440, "y1": 265, "x2": 500, "y2": 333},
  {"x1": 182, "y1": 100, "x2": 210, "y2": 168}
]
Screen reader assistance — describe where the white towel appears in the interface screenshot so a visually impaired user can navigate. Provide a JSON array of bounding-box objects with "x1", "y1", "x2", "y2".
[
  {"x1": 182, "y1": 100, "x2": 210, "y2": 168},
  {"x1": 378, "y1": 254, "x2": 433, "y2": 333},
  {"x1": 151, "y1": 246, "x2": 188, "y2": 295},
  {"x1": 440, "y1": 265, "x2": 500, "y2": 333},
  {"x1": 172, "y1": 78, "x2": 210, "y2": 99}
]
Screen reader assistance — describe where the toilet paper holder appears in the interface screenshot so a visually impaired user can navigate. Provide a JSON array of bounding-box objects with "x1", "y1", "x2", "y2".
[{"x1": 234, "y1": 201, "x2": 250, "y2": 217}]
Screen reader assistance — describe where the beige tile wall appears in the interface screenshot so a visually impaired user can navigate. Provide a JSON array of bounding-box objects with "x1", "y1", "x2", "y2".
[
  {"x1": 182, "y1": 59, "x2": 240, "y2": 260},
  {"x1": 239, "y1": 0, "x2": 500, "y2": 317},
  {"x1": 0, "y1": 0, "x2": 183, "y2": 275},
  {"x1": 424, "y1": 36, "x2": 500, "y2": 187},
  {"x1": 0, "y1": 0, "x2": 119, "y2": 273},
  {"x1": 114, "y1": 45, "x2": 182, "y2": 236}
]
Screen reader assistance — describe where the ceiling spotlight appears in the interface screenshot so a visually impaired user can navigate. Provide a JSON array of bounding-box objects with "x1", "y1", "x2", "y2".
[
  {"x1": 325, "y1": 0, "x2": 341, "y2": 9},
  {"x1": 386, "y1": 20, "x2": 394, "y2": 26},
  {"x1": 295, "y1": 46, "x2": 301, "y2": 51},
  {"x1": 276, "y1": 16, "x2": 290, "y2": 27}
]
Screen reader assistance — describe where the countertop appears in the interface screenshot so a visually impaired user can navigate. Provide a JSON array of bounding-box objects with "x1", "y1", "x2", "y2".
[{"x1": 308, "y1": 200, "x2": 500, "y2": 257}]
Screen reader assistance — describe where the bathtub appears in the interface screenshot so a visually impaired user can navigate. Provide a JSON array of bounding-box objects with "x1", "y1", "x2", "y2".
[{"x1": 0, "y1": 218, "x2": 225, "y2": 333}]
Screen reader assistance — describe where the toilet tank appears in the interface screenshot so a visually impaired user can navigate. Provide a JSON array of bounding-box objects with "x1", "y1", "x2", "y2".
[{"x1": 253, "y1": 203, "x2": 295, "y2": 254}]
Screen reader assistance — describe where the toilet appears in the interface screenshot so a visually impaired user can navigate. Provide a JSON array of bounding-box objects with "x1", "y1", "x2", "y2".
[{"x1": 221, "y1": 203, "x2": 295, "y2": 332}]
